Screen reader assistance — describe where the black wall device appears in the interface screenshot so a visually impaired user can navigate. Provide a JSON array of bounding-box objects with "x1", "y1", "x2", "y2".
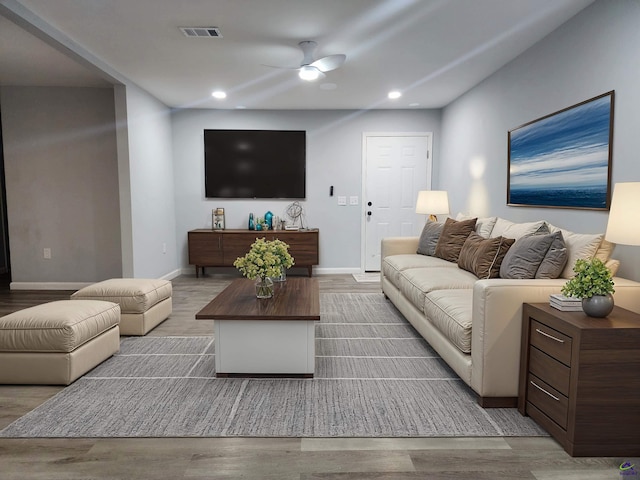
[{"x1": 330, "y1": 186, "x2": 334, "y2": 196}]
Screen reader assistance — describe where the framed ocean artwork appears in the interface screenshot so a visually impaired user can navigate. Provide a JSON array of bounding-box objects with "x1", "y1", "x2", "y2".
[{"x1": 507, "y1": 91, "x2": 614, "y2": 210}]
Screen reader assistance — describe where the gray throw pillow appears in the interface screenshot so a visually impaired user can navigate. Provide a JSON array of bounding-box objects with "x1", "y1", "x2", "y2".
[
  {"x1": 499, "y1": 233, "x2": 556, "y2": 279},
  {"x1": 535, "y1": 231, "x2": 568, "y2": 279},
  {"x1": 417, "y1": 221, "x2": 444, "y2": 256}
]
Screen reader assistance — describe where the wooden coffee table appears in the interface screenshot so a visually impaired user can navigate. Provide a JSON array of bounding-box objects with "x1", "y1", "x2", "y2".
[{"x1": 195, "y1": 277, "x2": 320, "y2": 377}]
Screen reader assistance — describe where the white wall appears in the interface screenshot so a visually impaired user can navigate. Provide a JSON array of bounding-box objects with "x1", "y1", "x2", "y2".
[
  {"x1": 0, "y1": 86, "x2": 122, "y2": 284},
  {"x1": 171, "y1": 109, "x2": 441, "y2": 271},
  {"x1": 439, "y1": 0, "x2": 640, "y2": 281},
  {"x1": 123, "y1": 84, "x2": 179, "y2": 278}
]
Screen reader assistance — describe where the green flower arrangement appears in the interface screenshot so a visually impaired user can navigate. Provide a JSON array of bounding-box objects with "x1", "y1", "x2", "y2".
[
  {"x1": 561, "y1": 258, "x2": 615, "y2": 299},
  {"x1": 233, "y1": 238, "x2": 294, "y2": 280}
]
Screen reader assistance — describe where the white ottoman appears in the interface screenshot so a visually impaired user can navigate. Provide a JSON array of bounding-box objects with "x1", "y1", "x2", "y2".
[
  {"x1": 0, "y1": 300, "x2": 120, "y2": 385},
  {"x1": 71, "y1": 278, "x2": 172, "y2": 335}
]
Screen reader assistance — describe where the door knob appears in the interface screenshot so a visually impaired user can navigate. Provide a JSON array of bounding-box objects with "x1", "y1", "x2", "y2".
[{"x1": 367, "y1": 211, "x2": 372, "y2": 216}]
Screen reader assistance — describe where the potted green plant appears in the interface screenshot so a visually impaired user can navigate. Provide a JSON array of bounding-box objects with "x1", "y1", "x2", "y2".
[{"x1": 561, "y1": 258, "x2": 615, "y2": 317}]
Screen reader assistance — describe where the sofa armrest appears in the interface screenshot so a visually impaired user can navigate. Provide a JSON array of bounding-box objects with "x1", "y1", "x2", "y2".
[
  {"x1": 469, "y1": 277, "x2": 640, "y2": 398},
  {"x1": 381, "y1": 237, "x2": 419, "y2": 259}
]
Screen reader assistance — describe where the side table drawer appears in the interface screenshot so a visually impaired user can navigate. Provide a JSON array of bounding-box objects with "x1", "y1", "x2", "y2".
[
  {"x1": 530, "y1": 320, "x2": 572, "y2": 366},
  {"x1": 529, "y1": 346, "x2": 570, "y2": 396},
  {"x1": 527, "y1": 374, "x2": 568, "y2": 429}
]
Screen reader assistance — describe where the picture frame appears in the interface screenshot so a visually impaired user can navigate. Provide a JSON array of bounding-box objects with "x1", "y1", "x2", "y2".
[{"x1": 507, "y1": 91, "x2": 614, "y2": 210}]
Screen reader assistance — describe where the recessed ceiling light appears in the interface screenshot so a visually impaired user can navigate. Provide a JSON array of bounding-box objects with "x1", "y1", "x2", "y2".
[
  {"x1": 388, "y1": 91, "x2": 402, "y2": 99},
  {"x1": 235, "y1": 105, "x2": 246, "y2": 109},
  {"x1": 211, "y1": 91, "x2": 227, "y2": 99}
]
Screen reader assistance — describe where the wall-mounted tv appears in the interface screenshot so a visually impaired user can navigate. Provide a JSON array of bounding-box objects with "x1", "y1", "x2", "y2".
[{"x1": 204, "y1": 129, "x2": 306, "y2": 199}]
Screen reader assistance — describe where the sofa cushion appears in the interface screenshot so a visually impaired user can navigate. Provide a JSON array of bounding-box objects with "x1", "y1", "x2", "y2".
[
  {"x1": 423, "y1": 289, "x2": 473, "y2": 354},
  {"x1": 499, "y1": 231, "x2": 567, "y2": 279},
  {"x1": 416, "y1": 221, "x2": 444, "y2": 256},
  {"x1": 547, "y1": 224, "x2": 603, "y2": 278},
  {"x1": 457, "y1": 232, "x2": 515, "y2": 279},
  {"x1": 434, "y1": 217, "x2": 477, "y2": 263},
  {"x1": 399, "y1": 267, "x2": 477, "y2": 313},
  {"x1": 490, "y1": 218, "x2": 546, "y2": 240},
  {"x1": 456, "y1": 213, "x2": 498, "y2": 238},
  {"x1": 382, "y1": 254, "x2": 457, "y2": 287}
]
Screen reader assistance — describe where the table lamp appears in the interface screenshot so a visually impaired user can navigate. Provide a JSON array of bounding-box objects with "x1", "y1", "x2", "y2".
[
  {"x1": 415, "y1": 190, "x2": 449, "y2": 222},
  {"x1": 605, "y1": 182, "x2": 640, "y2": 246}
]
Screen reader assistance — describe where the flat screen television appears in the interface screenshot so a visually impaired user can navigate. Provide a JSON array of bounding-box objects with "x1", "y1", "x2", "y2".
[{"x1": 204, "y1": 129, "x2": 306, "y2": 199}]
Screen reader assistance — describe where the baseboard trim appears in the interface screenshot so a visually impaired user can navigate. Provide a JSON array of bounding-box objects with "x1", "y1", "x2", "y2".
[
  {"x1": 11, "y1": 270, "x2": 184, "y2": 291},
  {"x1": 10, "y1": 282, "x2": 92, "y2": 291}
]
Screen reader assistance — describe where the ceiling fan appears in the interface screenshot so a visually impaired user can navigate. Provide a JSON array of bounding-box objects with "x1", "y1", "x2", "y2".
[{"x1": 269, "y1": 41, "x2": 346, "y2": 81}]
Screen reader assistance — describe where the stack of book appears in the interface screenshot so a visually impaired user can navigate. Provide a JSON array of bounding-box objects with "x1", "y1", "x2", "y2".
[{"x1": 549, "y1": 293, "x2": 583, "y2": 312}]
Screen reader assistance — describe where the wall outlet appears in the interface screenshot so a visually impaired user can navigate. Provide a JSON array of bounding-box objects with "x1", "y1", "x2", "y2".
[
  {"x1": 43, "y1": 248, "x2": 51, "y2": 259},
  {"x1": 337, "y1": 196, "x2": 347, "y2": 206},
  {"x1": 349, "y1": 196, "x2": 359, "y2": 205}
]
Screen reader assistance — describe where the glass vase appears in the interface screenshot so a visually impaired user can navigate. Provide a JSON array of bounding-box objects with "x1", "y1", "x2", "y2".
[
  {"x1": 273, "y1": 267, "x2": 287, "y2": 282},
  {"x1": 255, "y1": 276, "x2": 274, "y2": 299}
]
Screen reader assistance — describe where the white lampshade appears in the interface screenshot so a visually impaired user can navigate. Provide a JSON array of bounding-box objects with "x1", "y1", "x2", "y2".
[
  {"x1": 415, "y1": 190, "x2": 450, "y2": 216},
  {"x1": 605, "y1": 182, "x2": 640, "y2": 246}
]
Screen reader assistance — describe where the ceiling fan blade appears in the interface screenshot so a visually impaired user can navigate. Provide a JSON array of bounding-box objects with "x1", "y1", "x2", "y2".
[
  {"x1": 311, "y1": 54, "x2": 346, "y2": 73},
  {"x1": 261, "y1": 64, "x2": 301, "y2": 70}
]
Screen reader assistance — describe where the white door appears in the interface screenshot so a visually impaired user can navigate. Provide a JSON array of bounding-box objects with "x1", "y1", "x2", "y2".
[{"x1": 363, "y1": 133, "x2": 432, "y2": 271}]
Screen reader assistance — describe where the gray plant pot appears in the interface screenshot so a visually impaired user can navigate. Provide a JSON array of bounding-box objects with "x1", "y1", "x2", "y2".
[{"x1": 581, "y1": 294, "x2": 614, "y2": 318}]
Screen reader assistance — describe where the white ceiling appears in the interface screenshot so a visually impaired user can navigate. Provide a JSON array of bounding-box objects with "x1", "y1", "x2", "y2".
[{"x1": 0, "y1": 0, "x2": 594, "y2": 110}]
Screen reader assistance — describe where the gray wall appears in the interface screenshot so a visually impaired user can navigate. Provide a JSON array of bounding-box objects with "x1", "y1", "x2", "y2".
[
  {"x1": 439, "y1": 0, "x2": 640, "y2": 281},
  {"x1": 122, "y1": 84, "x2": 178, "y2": 278},
  {"x1": 171, "y1": 109, "x2": 441, "y2": 271},
  {"x1": 0, "y1": 86, "x2": 122, "y2": 283}
]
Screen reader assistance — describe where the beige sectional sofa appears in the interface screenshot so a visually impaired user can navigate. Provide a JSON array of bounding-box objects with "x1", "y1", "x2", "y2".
[{"x1": 381, "y1": 216, "x2": 640, "y2": 407}]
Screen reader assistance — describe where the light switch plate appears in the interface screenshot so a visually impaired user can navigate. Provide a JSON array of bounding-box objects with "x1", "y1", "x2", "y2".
[
  {"x1": 349, "y1": 196, "x2": 359, "y2": 205},
  {"x1": 337, "y1": 196, "x2": 347, "y2": 206}
]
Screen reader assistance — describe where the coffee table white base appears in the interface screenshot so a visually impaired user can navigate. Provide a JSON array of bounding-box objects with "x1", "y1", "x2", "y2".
[{"x1": 214, "y1": 319, "x2": 316, "y2": 376}]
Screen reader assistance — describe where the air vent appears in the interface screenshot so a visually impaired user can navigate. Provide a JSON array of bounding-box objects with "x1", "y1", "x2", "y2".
[{"x1": 179, "y1": 27, "x2": 222, "y2": 38}]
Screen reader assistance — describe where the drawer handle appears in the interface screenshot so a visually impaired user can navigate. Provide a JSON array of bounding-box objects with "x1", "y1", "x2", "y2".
[
  {"x1": 535, "y1": 328, "x2": 565, "y2": 343},
  {"x1": 530, "y1": 381, "x2": 560, "y2": 401}
]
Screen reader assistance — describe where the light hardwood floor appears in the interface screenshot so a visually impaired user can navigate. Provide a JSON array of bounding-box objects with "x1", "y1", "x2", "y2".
[{"x1": 0, "y1": 274, "x2": 630, "y2": 479}]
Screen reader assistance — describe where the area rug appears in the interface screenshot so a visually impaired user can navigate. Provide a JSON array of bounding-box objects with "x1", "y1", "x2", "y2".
[{"x1": 0, "y1": 293, "x2": 546, "y2": 438}]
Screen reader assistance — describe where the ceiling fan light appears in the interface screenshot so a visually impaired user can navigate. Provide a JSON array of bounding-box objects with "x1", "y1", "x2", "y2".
[{"x1": 299, "y1": 65, "x2": 320, "y2": 81}]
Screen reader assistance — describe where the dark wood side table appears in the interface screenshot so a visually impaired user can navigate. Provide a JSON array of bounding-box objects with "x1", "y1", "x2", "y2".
[{"x1": 518, "y1": 303, "x2": 640, "y2": 457}]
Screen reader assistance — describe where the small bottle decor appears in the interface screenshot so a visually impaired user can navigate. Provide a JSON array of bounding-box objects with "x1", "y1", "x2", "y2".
[
  {"x1": 233, "y1": 238, "x2": 295, "y2": 299},
  {"x1": 265, "y1": 210, "x2": 274, "y2": 229},
  {"x1": 248, "y1": 213, "x2": 255, "y2": 230}
]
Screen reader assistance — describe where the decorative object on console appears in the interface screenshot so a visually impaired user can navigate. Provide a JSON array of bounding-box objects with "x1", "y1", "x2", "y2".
[
  {"x1": 285, "y1": 201, "x2": 305, "y2": 229},
  {"x1": 212, "y1": 208, "x2": 225, "y2": 230},
  {"x1": 507, "y1": 91, "x2": 614, "y2": 210},
  {"x1": 561, "y1": 258, "x2": 615, "y2": 317},
  {"x1": 233, "y1": 238, "x2": 295, "y2": 298},
  {"x1": 415, "y1": 190, "x2": 450, "y2": 222},
  {"x1": 264, "y1": 211, "x2": 274, "y2": 229},
  {"x1": 248, "y1": 213, "x2": 255, "y2": 230}
]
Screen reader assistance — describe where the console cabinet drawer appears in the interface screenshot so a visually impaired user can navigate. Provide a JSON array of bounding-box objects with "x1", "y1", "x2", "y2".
[
  {"x1": 529, "y1": 346, "x2": 570, "y2": 396},
  {"x1": 530, "y1": 320, "x2": 572, "y2": 366},
  {"x1": 527, "y1": 373, "x2": 568, "y2": 429}
]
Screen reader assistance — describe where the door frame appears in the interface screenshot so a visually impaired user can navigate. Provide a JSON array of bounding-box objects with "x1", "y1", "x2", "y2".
[{"x1": 360, "y1": 131, "x2": 433, "y2": 272}]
